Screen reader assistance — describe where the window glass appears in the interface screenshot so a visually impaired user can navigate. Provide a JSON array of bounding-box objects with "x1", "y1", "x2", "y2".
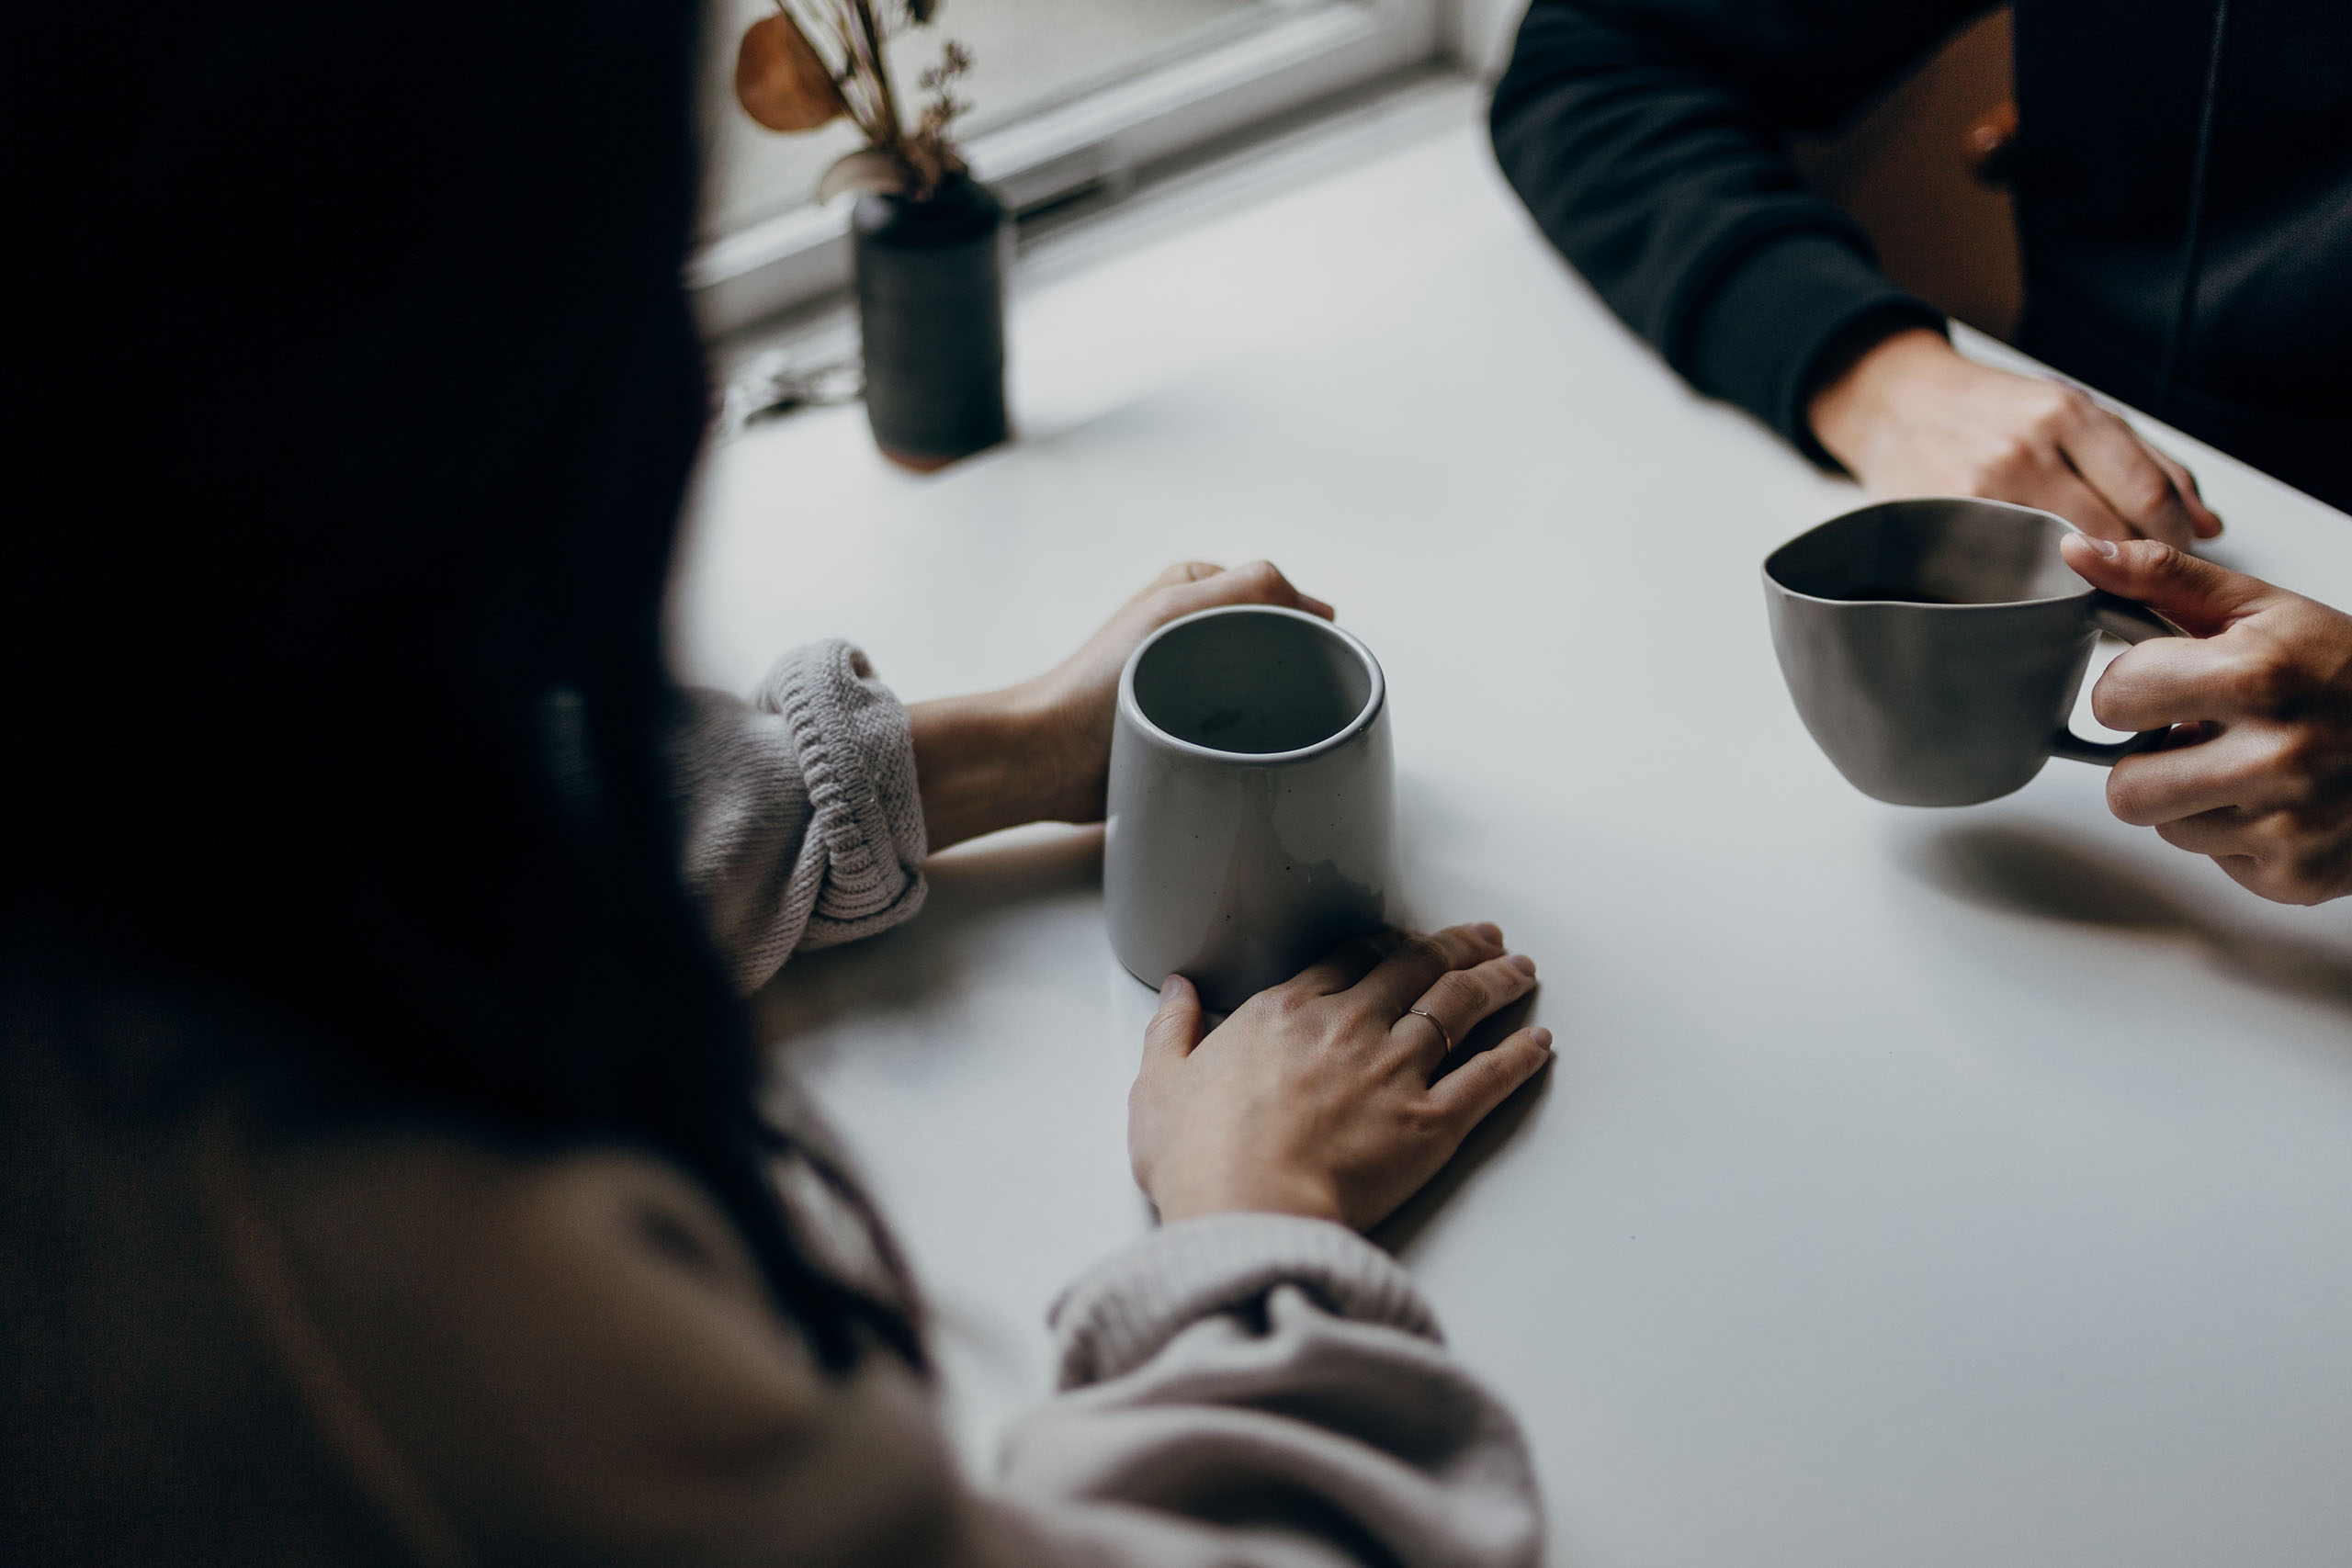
[{"x1": 698, "y1": 0, "x2": 1298, "y2": 240}]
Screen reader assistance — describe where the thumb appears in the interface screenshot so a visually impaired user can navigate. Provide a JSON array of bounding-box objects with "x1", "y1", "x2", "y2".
[
  {"x1": 1142, "y1": 974, "x2": 1205, "y2": 1066},
  {"x1": 2059, "y1": 533, "x2": 2277, "y2": 636}
]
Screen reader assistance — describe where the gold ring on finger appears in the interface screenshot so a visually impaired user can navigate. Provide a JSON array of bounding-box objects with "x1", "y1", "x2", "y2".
[{"x1": 1406, "y1": 1006, "x2": 1454, "y2": 1055}]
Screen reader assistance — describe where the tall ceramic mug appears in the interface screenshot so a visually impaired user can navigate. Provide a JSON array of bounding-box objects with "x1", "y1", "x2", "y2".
[
  {"x1": 1763, "y1": 497, "x2": 2181, "y2": 807},
  {"x1": 1105, "y1": 605, "x2": 1396, "y2": 1012}
]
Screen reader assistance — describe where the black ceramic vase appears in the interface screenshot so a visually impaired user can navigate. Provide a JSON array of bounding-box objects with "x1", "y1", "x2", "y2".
[{"x1": 851, "y1": 173, "x2": 1009, "y2": 470}]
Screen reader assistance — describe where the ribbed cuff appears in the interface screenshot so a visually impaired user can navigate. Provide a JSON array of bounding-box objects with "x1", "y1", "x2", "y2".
[
  {"x1": 1049, "y1": 1213, "x2": 1439, "y2": 1389},
  {"x1": 1679, "y1": 229, "x2": 1947, "y2": 468},
  {"x1": 759, "y1": 639, "x2": 928, "y2": 946}
]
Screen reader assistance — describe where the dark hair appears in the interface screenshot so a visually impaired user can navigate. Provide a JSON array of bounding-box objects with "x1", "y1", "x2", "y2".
[{"x1": 2, "y1": 1, "x2": 918, "y2": 1371}]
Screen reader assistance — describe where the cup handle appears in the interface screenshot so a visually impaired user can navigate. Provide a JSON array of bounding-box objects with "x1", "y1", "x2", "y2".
[{"x1": 2049, "y1": 591, "x2": 2186, "y2": 766}]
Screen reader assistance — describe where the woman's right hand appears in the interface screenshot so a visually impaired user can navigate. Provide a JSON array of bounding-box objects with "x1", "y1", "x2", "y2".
[{"x1": 1128, "y1": 923, "x2": 1554, "y2": 1232}]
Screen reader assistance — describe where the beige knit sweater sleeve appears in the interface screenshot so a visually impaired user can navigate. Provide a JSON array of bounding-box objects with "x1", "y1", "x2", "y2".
[
  {"x1": 1000, "y1": 1213, "x2": 1544, "y2": 1567},
  {"x1": 671, "y1": 640, "x2": 930, "y2": 994}
]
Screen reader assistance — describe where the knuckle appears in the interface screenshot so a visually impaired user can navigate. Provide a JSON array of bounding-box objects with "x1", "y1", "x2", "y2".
[
  {"x1": 1442, "y1": 921, "x2": 1503, "y2": 958},
  {"x1": 1401, "y1": 1097, "x2": 1456, "y2": 1140},
  {"x1": 1476, "y1": 954, "x2": 1532, "y2": 1001},
  {"x1": 2041, "y1": 384, "x2": 2090, "y2": 424},
  {"x1": 1425, "y1": 969, "x2": 1482, "y2": 1017},
  {"x1": 1397, "y1": 932, "x2": 1448, "y2": 970},
  {"x1": 1449, "y1": 1055, "x2": 1515, "y2": 1111},
  {"x1": 2220, "y1": 747, "x2": 2295, "y2": 808},
  {"x1": 2246, "y1": 813, "x2": 2300, "y2": 863},
  {"x1": 2115, "y1": 469, "x2": 2176, "y2": 522},
  {"x1": 2019, "y1": 405, "x2": 2069, "y2": 446},
  {"x1": 2284, "y1": 848, "x2": 2348, "y2": 904},
  {"x1": 1967, "y1": 441, "x2": 2036, "y2": 488},
  {"x1": 1264, "y1": 983, "x2": 1314, "y2": 1021},
  {"x1": 2224, "y1": 651, "x2": 2300, "y2": 714},
  {"x1": 1155, "y1": 561, "x2": 1208, "y2": 597},
  {"x1": 2262, "y1": 728, "x2": 2323, "y2": 800}
]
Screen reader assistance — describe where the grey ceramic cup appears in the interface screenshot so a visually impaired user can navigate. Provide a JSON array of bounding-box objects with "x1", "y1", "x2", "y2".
[
  {"x1": 1763, "y1": 498, "x2": 2181, "y2": 807},
  {"x1": 1105, "y1": 604, "x2": 1396, "y2": 1012}
]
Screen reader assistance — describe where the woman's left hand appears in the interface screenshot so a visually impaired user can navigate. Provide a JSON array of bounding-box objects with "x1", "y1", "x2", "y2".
[
  {"x1": 910, "y1": 561, "x2": 1332, "y2": 852},
  {"x1": 1129, "y1": 922, "x2": 1552, "y2": 1231}
]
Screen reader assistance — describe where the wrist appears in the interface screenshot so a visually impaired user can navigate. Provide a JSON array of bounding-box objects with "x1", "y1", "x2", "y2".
[
  {"x1": 1806, "y1": 326, "x2": 1954, "y2": 477},
  {"x1": 907, "y1": 686, "x2": 1064, "y2": 852},
  {"x1": 1148, "y1": 1167, "x2": 1347, "y2": 1229}
]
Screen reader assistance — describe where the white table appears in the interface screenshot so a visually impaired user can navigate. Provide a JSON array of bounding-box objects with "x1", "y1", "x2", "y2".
[{"x1": 673, "y1": 91, "x2": 2352, "y2": 1568}]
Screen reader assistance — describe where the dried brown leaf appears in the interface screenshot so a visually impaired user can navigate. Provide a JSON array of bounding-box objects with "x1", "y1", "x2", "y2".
[
  {"x1": 816, "y1": 149, "x2": 910, "y2": 204},
  {"x1": 735, "y1": 12, "x2": 845, "y2": 133}
]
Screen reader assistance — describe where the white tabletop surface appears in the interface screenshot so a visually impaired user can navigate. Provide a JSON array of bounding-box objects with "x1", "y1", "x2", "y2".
[{"x1": 673, "y1": 87, "x2": 2352, "y2": 1568}]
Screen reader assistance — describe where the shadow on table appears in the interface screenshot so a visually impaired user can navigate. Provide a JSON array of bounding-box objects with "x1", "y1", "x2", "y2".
[
  {"x1": 1903, "y1": 821, "x2": 2352, "y2": 1015},
  {"x1": 1374, "y1": 992, "x2": 1552, "y2": 1257},
  {"x1": 749, "y1": 825, "x2": 1105, "y2": 1050}
]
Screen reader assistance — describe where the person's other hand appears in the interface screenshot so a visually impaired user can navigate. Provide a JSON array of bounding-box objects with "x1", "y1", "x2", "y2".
[
  {"x1": 1023, "y1": 559, "x2": 1332, "y2": 821},
  {"x1": 1128, "y1": 923, "x2": 1554, "y2": 1232},
  {"x1": 910, "y1": 561, "x2": 1331, "y2": 850},
  {"x1": 1810, "y1": 328, "x2": 2223, "y2": 547},
  {"x1": 2063, "y1": 533, "x2": 2352, "y2": 904}
]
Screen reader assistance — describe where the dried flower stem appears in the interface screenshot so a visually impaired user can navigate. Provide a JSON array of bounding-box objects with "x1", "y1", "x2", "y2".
[
  {"x1": 850, "y1": 2, "x2": 907, "y2": 161},
  {"x1": 749, "y1": 0, "x2": 970, "y2": 197}
]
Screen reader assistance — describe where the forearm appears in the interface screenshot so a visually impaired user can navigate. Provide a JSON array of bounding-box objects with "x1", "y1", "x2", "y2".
[{"x1": 1489, "y1": 0, "x2": 1958, "y2": 448}]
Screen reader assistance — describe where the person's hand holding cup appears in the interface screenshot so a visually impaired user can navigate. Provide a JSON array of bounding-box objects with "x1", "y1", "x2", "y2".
[
  {"x1": 2063, "y1": 534, "x2": 2352, "y2": 905},
  {"x1": 908, "y1": 560, "x2": 1333, "y2": 852}
]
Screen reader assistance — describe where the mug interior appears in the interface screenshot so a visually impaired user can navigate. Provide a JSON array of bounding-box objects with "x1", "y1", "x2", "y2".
[
  {"x1": 1131, "y1": 609, "x2": 1375, "y2": 755},
  {"x1": 1766, "y1": 499, "x2": 2086, "y2": 605}
]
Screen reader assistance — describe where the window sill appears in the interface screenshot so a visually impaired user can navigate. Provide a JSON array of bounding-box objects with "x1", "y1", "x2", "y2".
[{"x1": 688, "y1": 0, "x2": 1442, "y2": 338}]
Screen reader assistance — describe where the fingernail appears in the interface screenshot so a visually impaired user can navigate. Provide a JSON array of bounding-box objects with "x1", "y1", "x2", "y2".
[
  {"x1": 1530, "y1": 1027, "x2": 1555, "y2": 1052},
  {"x1": 1474, "y1": 921, "x2": 1502, "y2": 944},
  {"x1": 1159, "y1": 975, "x2": 1182, "y2": 1001},
  {"x1": 2086, "y1": 536, "x2": 2120, "y2": 559},
  {"x1": 1509, "y1": 953, "x2": 1537, "y2": 976}
]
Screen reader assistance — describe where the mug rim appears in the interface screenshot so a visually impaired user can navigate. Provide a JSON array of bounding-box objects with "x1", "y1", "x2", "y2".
[
  {"x1": 1116, "y1": 603, "x2": 1386, "y2": 765},
  {"x1": 1763, "y1": 496, "x2": 2093, "y2": 610}
]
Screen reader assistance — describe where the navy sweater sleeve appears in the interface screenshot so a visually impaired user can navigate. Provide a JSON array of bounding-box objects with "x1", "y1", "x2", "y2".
[{"x1": 1488, "y1": 0, "x2": 1987, "y2": 464}]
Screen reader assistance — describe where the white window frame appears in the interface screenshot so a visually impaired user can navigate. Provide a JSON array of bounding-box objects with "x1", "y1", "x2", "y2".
[{"x1": 690, "y1": 0, "x2": 1452, "y2": 336}]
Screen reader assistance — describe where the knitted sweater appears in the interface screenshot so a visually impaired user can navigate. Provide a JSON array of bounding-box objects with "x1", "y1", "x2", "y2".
[
  {"x1": 0, "y1": 644, "x2": 1544, "y2": 1568},
  {"x1": 671, "y1": 640, "x2": 934, "y2": 995}
]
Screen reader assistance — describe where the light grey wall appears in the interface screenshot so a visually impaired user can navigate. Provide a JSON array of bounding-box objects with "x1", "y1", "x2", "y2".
[{"x1": 1442, "y1": 0, "x2": 1526, "y2": 78}]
